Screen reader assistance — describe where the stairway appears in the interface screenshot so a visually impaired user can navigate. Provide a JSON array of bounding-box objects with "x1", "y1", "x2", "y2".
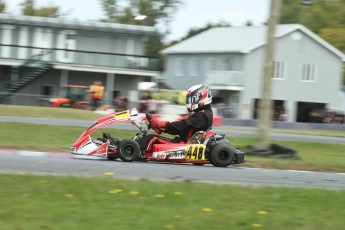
[{"x1": 4, "y1": 50, "x2": 53, "y2": 94}]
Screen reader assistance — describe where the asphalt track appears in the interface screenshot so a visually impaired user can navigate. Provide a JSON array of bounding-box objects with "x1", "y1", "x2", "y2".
[
  {"x1": 1, "y1": 116, "x2": 344, "y2": 190},
  {"x1": 0, "y1": 150, "x2": 344, "y2": 190}
]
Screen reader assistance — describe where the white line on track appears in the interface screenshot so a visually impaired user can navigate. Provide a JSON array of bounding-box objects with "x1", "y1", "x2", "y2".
[{"x1": 16, "y1": 151, "x2": 48, "y2": 157}]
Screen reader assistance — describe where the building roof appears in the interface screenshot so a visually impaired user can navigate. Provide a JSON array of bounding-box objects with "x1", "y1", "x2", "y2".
[
  {"x1": 0, "y1": 13, "x2": 156, "y2": 35},
  {"x1": 161, "y1": 24, "x2": 345, "y2": 61}
]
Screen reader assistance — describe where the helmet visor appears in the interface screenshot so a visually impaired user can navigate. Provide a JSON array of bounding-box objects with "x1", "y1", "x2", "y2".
[{"x1": 186, "y1": 94, "x2": 199, "y2": 104}]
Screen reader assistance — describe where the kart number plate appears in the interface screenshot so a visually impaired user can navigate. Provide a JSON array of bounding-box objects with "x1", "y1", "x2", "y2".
[
  {"x1": 185, "y1": 144, "x2": 205, "y2": 160},
  {"x1": 114, "y1": 111, "x2": 130, "y2": 120}
]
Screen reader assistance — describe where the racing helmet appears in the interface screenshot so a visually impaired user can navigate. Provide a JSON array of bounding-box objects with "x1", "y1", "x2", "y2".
[{"x1": 186, "y1": 84, "x2": 212, "y2": 112}]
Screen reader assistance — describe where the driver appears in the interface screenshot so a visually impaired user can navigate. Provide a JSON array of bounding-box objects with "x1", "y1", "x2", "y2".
[
  {"x1": 150, "y1": 84, "x2": 213, "y2": 142},
  {"x1": 135, "y1": 84, "x2": 213, "y2": 150}
]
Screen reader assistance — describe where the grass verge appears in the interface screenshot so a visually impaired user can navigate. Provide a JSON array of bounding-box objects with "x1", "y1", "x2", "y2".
[
  {"x1": 0, "y1": 105, "x2": 104, "y2": 120},
  {"x1": 0, "y1": 174, "x2": 344, "y2": 230}
]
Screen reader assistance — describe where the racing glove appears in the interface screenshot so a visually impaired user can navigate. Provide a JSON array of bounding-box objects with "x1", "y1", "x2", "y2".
[{"x1": 150, "y1": 119, "x2": 168, "y2": 135}]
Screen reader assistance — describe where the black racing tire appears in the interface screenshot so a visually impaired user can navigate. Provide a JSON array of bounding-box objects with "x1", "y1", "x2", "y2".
[
  {"x1": 210, "y1": 143, "x2": 234, "y2": 167},
  {"x1": 118, "y1": 139, "x2": 140, "y2": 162}
]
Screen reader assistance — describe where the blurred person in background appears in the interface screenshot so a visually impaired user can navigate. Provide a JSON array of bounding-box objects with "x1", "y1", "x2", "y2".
[
  {"x1": 146, "y1": 95, "x2": 157, "y2": 114},
  {"x1": 89, "y1": 81, "x2": 105, "y2": 111},
  {"x1": 115, "y1": 96, "x2": 130, "y2": 112}
]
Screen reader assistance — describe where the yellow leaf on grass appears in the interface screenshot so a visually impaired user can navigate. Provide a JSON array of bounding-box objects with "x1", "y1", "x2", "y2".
[
  {"x1": 130, "y1": 191, "x2": 139, "y2": 195},
  {"x1": 108, "y1": 189, "x2": 123, "y2": 194},
  {"x1": 65, "y1": 194, "x2": 74, "y2": 198},
  {"x1": 103, "y1": 172, "x2": 114, "y2": 176},
  {"x1": 155, "y1": 194, "x2": 165, "y2": 198},
  {"x1": 174, "y1": 192, "x2": 183, "y2": 195},
  {"x1": 252, "y1": 224, "x2": 262, "y2": 227},
  {"x1": 165, "y1": 224, "x2": 175, "y2": 229},
  {"x1": 257, "y1": 210, "x2": 268, "y2": 215},
  {"x1": 202, "y1": 208, "x2": 213, "y2": 212}
]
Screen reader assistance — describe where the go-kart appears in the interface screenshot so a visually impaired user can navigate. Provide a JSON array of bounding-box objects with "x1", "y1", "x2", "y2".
[{"x1": 71, "y1": 108, "x2": 245, "y2": 167}]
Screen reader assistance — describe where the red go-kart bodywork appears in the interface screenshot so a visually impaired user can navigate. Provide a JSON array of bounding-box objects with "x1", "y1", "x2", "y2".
[{"x1": 71, "y1": 108, "x2": 245, "y2": 167}]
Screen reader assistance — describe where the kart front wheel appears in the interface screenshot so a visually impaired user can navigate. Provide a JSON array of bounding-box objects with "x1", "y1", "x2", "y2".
[
  {"x1": 118, "y1": 139, "x2": 140, "y2": 162},
  {"x1": 210, "y1": 143, "x2": 234, "y2": 167}
]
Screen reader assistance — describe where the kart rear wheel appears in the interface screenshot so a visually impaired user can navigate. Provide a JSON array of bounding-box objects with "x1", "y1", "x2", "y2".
[
  {"x1": 118, "y1": 139, "x2": 140, "y2": 162},
  {"x1": 210, "y1": 143, "x2": 234, "y2": 167}
]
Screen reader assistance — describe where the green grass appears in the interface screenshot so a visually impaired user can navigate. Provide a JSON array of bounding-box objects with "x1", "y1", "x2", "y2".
[
  {"x1": 218, "y1": 126, "x2": 345, "y2": 137},
  {"x1": 0, "y1": 105, "x2": 103, "y2": 120},
  {"x1": 0, "y1": 122, "x2": 134, "y2": 152},
  {"x1": 0, "y1": 174, "x2": 344, "y2": 230},
  {"x1": 229, "y1": 136, "x2": 345, "y2": 172}
]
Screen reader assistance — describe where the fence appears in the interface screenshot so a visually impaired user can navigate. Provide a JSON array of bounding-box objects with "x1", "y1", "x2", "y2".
[{"x1": 0, "y1": 44, "x2": 159, "y2": 71}]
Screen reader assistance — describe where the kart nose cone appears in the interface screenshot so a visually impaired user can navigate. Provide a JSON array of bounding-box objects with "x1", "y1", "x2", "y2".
[{"x1": 71, "y1": 147, "x2": 77, "y2": 154}]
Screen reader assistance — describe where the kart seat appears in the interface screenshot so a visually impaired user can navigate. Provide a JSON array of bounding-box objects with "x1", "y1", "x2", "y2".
[{"x1": 135, "y1": 134, "x2": 181, "y2": 150}]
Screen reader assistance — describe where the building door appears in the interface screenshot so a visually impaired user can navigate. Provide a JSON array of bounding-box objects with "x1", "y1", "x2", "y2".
[
  {"x1": 296, "y1": 102, "x2": 325, "y2": 123},
  {"x1": 253, "y1": 99, "x2": 286, "y2": 120}
]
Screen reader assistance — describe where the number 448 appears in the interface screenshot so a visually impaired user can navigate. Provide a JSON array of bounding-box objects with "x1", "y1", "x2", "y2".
[{"x1": 185, "y1": 145, "x2": 205, "y2": 160}]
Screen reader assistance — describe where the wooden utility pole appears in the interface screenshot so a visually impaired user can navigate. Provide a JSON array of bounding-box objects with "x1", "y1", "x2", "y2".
[{"x1": 256, "y1": 0, "x2": 282, "y2": 150}]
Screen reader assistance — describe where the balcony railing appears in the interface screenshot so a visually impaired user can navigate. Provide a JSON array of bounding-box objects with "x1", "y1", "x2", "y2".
[
  {"x1": 204, "y1": 70, "x2": 244, "y2": 87},
  {"x1": 0, "y1": 44, "x2": 159, "y2": 71}
]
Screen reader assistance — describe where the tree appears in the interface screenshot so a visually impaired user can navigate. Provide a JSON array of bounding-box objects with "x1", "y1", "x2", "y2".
[
  {"x1": 281, "y1": 0, "x2": 345, "y2": 49},
  {"x1": 99, "y1": 0, "x2": 182, "y2": 36},
  {"x1": 101, "y1": 0, "x2": 118, "y2": 19},
  {"x1": 0, "y1": 0, "x2": 6, "y2": 13},
  {"x1": 168, "y1": 21, "x2": 231, "y2": 46},
  {"x1": 281, "y1": 0, "x2": 345, "y2": 84},
  {"x1": 20, "y1": 0, "x2": 60, "y2": 18}
]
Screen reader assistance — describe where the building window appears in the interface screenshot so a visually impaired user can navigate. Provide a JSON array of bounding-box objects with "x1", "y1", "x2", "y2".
[
  {"x1": 175, "y1": 58, "x2": 184, "y2": 76},
  {"x1": 225, "y1": 57, "x2": 234, "y2": 71},
  {"x1": 190, "y1": 58, "x2": 199, "y2": 76},
  {"x1": 210, "y1": 58, "x2": 217, "y2": 71},
  {"x1": 205, "y1": 57, "x2": 216, "y2": 75},
  {"x1": 40, "y1": 85, "x2": 53, "y2": 96},
  {"x1": 273, "y1": 61, "x2": 286, "y2": 80},
  {"x1": 302, "y1": 63, "x2": 317, "y2": 82}
]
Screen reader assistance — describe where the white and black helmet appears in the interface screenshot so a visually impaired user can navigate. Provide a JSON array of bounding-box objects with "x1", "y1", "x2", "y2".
[{"x1": 186, "y1": 84, "x2": 212, "y2": 112}]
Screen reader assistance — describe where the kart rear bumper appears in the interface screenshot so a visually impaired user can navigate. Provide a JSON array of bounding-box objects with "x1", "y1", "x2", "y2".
[{"x1": 233, "y1": 150, "x2": 245, "y2": 164}]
